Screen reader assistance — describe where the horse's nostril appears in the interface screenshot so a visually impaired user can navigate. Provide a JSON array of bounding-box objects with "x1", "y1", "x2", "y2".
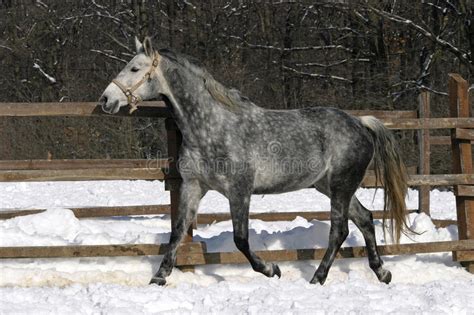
[{"x1": 99, "y1": 95, "x2": 108, "y2": 105}]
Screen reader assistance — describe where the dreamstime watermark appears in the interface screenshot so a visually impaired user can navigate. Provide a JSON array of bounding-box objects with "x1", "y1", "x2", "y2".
[{"x1": 144, "y1": 141, "x2": 323, "y2": 176}]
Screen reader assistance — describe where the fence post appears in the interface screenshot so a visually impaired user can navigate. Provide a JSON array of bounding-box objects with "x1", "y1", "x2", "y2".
[
  {"x1": 418, "y1": 91, "x2": 431, "y2": 215},
  {"x1": 448, "y1": 73, "x2": 474, "y2": 273}
]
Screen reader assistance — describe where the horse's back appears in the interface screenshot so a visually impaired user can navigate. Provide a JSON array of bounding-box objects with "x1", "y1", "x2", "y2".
[
  {"x1": 250, "y1": 106, "x2": 373, "y2": 193},
  {"x1": 262, "y1": 106, "x2": 372, "y2": 151}
]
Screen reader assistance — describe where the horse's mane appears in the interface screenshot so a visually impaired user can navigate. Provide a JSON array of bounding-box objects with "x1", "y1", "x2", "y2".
[{"x1": 158, "y1": 48, "x2": 252, "y2": 112}]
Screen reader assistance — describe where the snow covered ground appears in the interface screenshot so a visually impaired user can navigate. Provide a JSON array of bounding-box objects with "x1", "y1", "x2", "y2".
[{"x1": 0, "y1": 181, "x2": 473, "y2": 314}]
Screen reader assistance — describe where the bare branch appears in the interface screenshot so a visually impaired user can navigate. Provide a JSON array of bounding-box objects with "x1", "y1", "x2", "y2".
[
  {"x1": 33, "y1": 63, "x2": 56, "y2": 84},
  {"x1": 367, "y1": 5, "x2": 471, "y2": 66},
  {"x1": 183, "y1": 0, "x2": 197, "y2": 10},
  {"x1": 228, "y1": 35, "x2": 352, "y2": 53},
  {"x1": 91, "y1": 0, "x2": 106, "y2": 10},
  {"x1": 391, "y1": 80, "x2": 448, "y2": 102},
  {"x1": 418, "y1": 50, "x2": 434, "y2": 84},
  {"x1": 90, "y1": 49, "x2": 127, "y2": 64},
  {"x1": 415, "y1": 85, "x2": 448, "y2": 96},
  {"x1": 439, "y1": 0, "x2": 461, "y2": 15},
  {"x1": 282, "y1": 65, "x2": 353, "y2": 83},
  {"x1": 35, "y1": 0, "x2": 48, "y2": 9},
  {"x1": 421, "y1": 1, "x2": 447, "y2": 14},
  {"x1": 294, "y1": 59, "x2": 349, "y2": 68},
  {"x1": 103, "y1": 32, "x2": 132, "y2": 53},
  {"x1": 294, "y1": 58, "x2": 370, "y2": 68},
  {"x1": 354, "y1": 10, "x2": 369, "y2": 23},
  {"x1": 249, "y1": 43, "x2": 353, "y2": 53},
  {"x1": 0, "y1": 45, "x2": 13, "y2": 52},
  {"x1": 62, "y1": 12, "x2": 122, "y2": 24}
]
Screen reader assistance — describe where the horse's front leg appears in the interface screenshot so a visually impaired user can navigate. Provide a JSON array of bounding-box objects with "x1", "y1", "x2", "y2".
[
  {"x1": 229, "y1": 193, "x2": 281, "y2": 279},
  {"x1": 150, "y1": 179, "x2": 206, "y2": 286}
]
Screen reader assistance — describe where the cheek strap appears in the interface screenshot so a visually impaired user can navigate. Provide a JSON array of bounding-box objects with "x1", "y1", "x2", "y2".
[{"x1": 111, "y1": 55, "x2": 160, "y2": 114}]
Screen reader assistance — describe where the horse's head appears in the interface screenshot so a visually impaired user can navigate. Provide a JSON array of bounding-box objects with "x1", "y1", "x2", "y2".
[{"x1": 99, "y1": 37, "x2": 163, "y2": 114}]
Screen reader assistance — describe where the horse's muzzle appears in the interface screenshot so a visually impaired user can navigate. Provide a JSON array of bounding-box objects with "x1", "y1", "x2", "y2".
[{"x1": 99, "y1": 96, "x2": 120, "y2": 114}]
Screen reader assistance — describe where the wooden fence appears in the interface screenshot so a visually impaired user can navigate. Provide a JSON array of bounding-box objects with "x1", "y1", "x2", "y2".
[{"x1": 0, "y1": 73, "x2": 473, "y2": 273}]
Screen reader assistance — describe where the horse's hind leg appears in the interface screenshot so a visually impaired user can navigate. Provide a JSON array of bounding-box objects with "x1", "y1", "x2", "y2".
[
  {"x1": 150, "y1": 179, "x2": 207, "y2": 286},
  {"x1": 348, "y1": 197, "x2": 391, "y2": 284},
  {"x1": 229, "y1": 194, "x2": 281, "y2": 278},
  {"x1": 310, "y1": 188, "x2": 351, "y2": 285}
]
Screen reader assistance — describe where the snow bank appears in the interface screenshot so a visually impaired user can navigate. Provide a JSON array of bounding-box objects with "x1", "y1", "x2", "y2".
[{"x1": 0, "y1": 180, "x2": 472, "y2": 314}]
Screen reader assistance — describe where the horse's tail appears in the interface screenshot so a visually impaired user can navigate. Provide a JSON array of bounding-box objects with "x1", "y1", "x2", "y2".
[{"x1": 360, "y1": 116, "x2": 409, "y2": 243}]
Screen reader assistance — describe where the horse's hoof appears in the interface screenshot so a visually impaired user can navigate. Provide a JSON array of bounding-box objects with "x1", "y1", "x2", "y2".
[
  {"x1": 272, "y1": 263, "x2": 281, "y2": 278},
  {"x1": 149, "y1": 277, "x2": 167, "y2": 286},
  {"x1": 310, "y1": 273, "x2": 326, "y2": 285},
  {"x1": 377, "y1": 269, "x2": 392, "y2": 284}
]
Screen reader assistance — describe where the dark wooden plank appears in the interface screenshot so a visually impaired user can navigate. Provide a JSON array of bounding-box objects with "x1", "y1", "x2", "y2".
[
  {"x1": 0, "y1": 209, "x2": 46, "y2": 219},
  {"x1": 430, "y1": 136, "x2": 451, "y2": 145},
  {"x1": 0, "y1": 168, "x2": 166, "y2": 182},
  {"x1": 453, "y1": 250, "x2": 474, "y2": 262},
  {"x1": 0, "y1": 101, "x2": 170, "y2": 118},
  {"x1": 456, "y1": 185, "x2": 474, "y2": 197},
  {"x1": 197, "y1": 210, "x2": 418, "y2": 224},
  {"x1": 1, "y1": 240, "x2": 473, "y2": 264},
  {"x1": 0, "y1": 102, "x2": 415, "y2": 120},
  {"x1": 362, "y1": 174, "x2": 474, "y2": 187},
  {"x1": 449, "y1": 73, "x2": 474, "y2": 250},
  {"x1": 0, "y1": 159, "x2": 168, "y2": 170},
  {"x1": 0, "y1": 205, "x2": 171, "y2": 220},
  {"x1": 431, "y1": 136, "x2": 473, "y2": 145},
  {"x1": 0, "y1": 244, "x2": 157, "y2": 261},
  {"x1": 0, "y1": 244, "x2": 165, "y2": 258},
  {"x1": 383, "y1": 118, "x2": 474, "y2": 130},
  {"x1": 432, "y1": 219, "x2": 458, "y2": 228},
  {"x1": 1, "y1": 103, "x2": 471, "y2": 129},
  {"x1": 344, "y1": 110, "x2": 417, "y2": 119},
  {"x1": 461, "y1": 261, "x2": 474, "y2": 273},
  {"x1": 449, "y1": 74, "x2": 474, "y2": 272},
  {"x1": 418, "y1": 91, "x2": 431, "y2": 215},
  {"x1": 455, "y1": 128, "x2": 474, "y2": 141},
  {"x1": 188, "y1": 240, "x2": 474, "y2": 266}
]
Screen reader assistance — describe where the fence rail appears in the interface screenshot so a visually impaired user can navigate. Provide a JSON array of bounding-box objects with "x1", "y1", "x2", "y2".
[
  {"x1": 0, "y1": 101, "x2": 170, "y2": 118},
  {"x1": 1, "y1": 240, "x2": 473, "y2": 265}
]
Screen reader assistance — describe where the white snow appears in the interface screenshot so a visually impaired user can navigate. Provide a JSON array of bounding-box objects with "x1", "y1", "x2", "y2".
[{"x1": 0, "y1": 181, "x2": 472, "y2": 314}]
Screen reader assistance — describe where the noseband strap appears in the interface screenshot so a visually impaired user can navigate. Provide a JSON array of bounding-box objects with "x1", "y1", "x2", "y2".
[{"x1": 112, "y1": 55, "x2": 160, "y2": 114}]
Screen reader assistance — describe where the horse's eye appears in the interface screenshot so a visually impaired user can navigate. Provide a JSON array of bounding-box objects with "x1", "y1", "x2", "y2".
[{"x1": 131, "y1": 67, "x2": 139, "y2": 72}]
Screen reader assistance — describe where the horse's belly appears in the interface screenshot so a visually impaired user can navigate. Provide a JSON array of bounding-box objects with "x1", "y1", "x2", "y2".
[
  {"x1": 253, "y1": 177, "x2": 317, "y2": 194},
  {"x1": 252, "y1": 163, "x2": 327, "y2": 194}
]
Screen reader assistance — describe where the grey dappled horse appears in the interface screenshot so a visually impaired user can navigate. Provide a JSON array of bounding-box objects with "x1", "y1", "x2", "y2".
[{"x1": 99, "y1": 37, "x2": 410, "y2": 286}]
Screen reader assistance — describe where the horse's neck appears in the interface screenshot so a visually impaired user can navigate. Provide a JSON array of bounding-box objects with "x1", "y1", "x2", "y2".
[{"x1": 162, "y1": 67, "x2": 233, "y2": 143}]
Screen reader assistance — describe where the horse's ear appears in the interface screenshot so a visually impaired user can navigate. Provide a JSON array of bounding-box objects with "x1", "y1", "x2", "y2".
[
  {"x1": 135, "y1": 36, "x2": 144, "y2": 54},
  {"x1": 143, "y1": 36, "x2": 154, "y2": 57}
]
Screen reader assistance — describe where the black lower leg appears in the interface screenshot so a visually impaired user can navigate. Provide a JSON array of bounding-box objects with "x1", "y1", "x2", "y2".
[
  {"x1": 234, "y1": 235, "x2": 281, "y2": 278},
  {"x1": 150, "y1": 180, "x2": 205, "y2": 285},
  {"x1": 230, "y1": 196, "x2": 281, "y2": 278},
  {"x1": 311, "y1": 216, "x2": 349, "y2": 285},
  {"x1": 349, "y1": 198, "x2": 391, "y2": 284},
  {"x1": 150, "y1": 227, "x2": 185, "y2": 285}
]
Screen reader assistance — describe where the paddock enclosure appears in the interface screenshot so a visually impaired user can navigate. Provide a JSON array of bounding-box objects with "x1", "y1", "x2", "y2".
[{"x1": 0, "y1": 73, "x2": 473, "y2": 273}]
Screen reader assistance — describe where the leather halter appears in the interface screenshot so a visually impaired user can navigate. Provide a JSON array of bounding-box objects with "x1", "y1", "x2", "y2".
[{"x1": 112, "y1": 55, "x2": 160, "y2": 113}]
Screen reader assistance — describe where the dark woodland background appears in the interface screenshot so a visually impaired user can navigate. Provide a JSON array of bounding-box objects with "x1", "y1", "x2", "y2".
[{"x1": 0, "y1": 0, "x2": 472, "y2": 173}]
